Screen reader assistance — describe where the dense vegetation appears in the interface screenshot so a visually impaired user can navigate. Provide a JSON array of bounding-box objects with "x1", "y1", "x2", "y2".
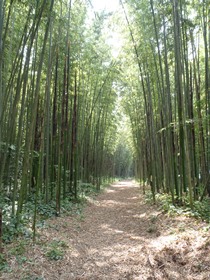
[
  {"x1": 0, "y1": 0, "x2": 209, "y2": 246},
  {"x1": 121, "y1": 0, "x2": 210, "y2": 207}
]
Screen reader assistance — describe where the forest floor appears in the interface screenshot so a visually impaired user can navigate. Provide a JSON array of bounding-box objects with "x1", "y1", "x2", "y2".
[{"x1": 1, "y1": 180, "x2": 210, "y2": 280}]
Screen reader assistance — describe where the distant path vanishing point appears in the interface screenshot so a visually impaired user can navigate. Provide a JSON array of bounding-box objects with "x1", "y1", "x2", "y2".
[{"x1": 2, "y1": 180, "x2": 210, "y2": 280}]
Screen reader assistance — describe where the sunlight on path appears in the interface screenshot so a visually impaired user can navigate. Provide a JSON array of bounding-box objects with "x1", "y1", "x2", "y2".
[
  {"x1": 58, "y1": 181, "x2": 210, "y2": 280},
  {"x1": 2, "y1": 181, "x2": 210, "y2": 280},
  {"x1": 113, "y1": 180, "x2": 135, "y2": 187}
]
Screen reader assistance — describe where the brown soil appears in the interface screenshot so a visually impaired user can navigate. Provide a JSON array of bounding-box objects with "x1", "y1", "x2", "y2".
[{"x1": 1, "y1": 180, "x2": 210, "y2": 280}]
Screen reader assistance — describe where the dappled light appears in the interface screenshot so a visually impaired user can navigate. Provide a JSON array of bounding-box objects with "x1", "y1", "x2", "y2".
[
  {"x1": 2, "y1": 181, "x2": 210, "y2": 280},
  {"x1": 0, "y1": 0, "x2": 210, "y2": 278},
  {"x1": 114, "y1": 180, "x2": 135, "y2": 187}
]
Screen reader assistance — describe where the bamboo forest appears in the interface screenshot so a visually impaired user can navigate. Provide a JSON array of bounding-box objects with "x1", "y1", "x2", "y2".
[{"x1": 0, "y1": 0, "x2": 210, "y2": 279}]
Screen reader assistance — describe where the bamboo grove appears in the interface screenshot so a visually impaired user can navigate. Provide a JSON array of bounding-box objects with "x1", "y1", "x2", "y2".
[
  {"x1": 0, "y1": 0, "x2": 210, "y2": 242},
  {"x1": 0, "y1": 0, "x2": 122, "y2": 234},
  {"x1": 121, "y1": 0, "x2": 210, "y2": 206}
]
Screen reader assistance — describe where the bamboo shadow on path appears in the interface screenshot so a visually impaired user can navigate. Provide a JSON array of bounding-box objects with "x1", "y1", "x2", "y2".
[
  {"x1": 3, "y1": 180, "x2": 210, "y2": 280},
  {"x1": 62, "y1": 180, "x2": 159, "y2": 279}
]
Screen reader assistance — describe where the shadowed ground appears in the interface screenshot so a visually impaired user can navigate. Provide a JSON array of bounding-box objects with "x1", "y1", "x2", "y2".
[{"x1": 1, "y1": 180, "x2": 210, "y2": 279}]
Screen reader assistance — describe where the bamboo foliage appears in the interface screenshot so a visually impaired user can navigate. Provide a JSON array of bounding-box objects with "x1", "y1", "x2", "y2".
[
  {"x1": 0, "y1": 0, "x2": 119, "y2": 232},
  {"x1": 121, "y1": 0, "x2": 210, "y2": 206},
  {"x1": 1, "y1": 0, "x2": 210, "y2": 241}
]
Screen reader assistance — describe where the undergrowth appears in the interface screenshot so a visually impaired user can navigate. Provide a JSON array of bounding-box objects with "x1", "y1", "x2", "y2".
[
  {"x1": 45, "y1": 240, "x2": 68, "y2": 261},
  {"x1": 0, "y1": 181, "x2": 109, "y2": 271},
  {"x1": 145, "y1": 191, "x2": 210, "y2": 222},
  {"x1": 0, "y1": 253, "x2": 8, "y2": 272},
  {"x1": 1, "y1": 199, "x2": 77, "y2": 245},
  {"x1": 1, "y1": 182, "x2": 103, "y2": 243}
]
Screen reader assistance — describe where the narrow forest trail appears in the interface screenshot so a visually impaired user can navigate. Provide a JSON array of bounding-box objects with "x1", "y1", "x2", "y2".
[{"x1": 1, "y1": 181, "x2": 210, "y2": 280}]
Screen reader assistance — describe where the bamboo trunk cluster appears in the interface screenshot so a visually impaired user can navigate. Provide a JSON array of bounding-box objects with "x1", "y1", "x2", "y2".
[
  {"x1": 122, "y1": 0, "x2": 210, "y2": 206},
  {"x1": 0, "y1": 0, "x2": 119, "y2": 238}
]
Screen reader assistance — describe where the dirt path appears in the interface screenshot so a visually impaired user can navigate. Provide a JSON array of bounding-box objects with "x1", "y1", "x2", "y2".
[{"x1": 1, "y1": 181, "x2": 210, "y2": 280}]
